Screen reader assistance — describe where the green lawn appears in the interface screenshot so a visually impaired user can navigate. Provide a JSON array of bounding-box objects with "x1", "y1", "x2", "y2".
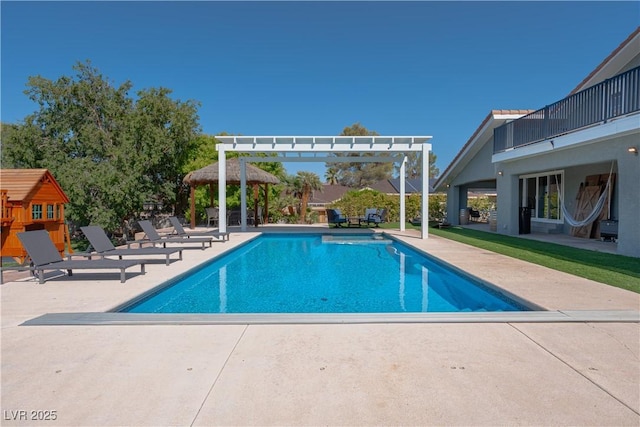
[{"x1": 379, "y1": 222, "x2": 640, "y2": 293}]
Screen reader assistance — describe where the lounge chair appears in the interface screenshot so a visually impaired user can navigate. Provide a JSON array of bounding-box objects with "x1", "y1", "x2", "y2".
[
  {"x1": 16, "y1": 230, "x2": 145, "y2": 284},
  {"x1": 205, "y1": 207, "x2": 219, "y2": 227},
  {"x1": 135, "y1": 220, "x2": 213, "y2": 249},
  {"x1": 365, "y1": 208, "x2": 386, "y2": 227},
  {"x1": 0, "y1": 264, "x2": 35, "y2": 285},
  {"x1": 80, "y1": 225, "x2": 184, "y2": 265},
  {"x1": 167, "y1": 217, "x2": 229, "y2": 241},
  {"x1": 326, "y1": 209, "x2": 348, "y2": 228}
]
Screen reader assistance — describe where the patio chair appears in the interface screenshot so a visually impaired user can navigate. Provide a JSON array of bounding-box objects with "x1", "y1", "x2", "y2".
[
  {"x1": 326, "y1": 209, "x2": 348, "y2": 228},
  {"x1": 205, "y1": 207, "x2": 219, "y2": 227},
  {"x1": 227, "y1": 209, "x2": 241, "y2": 226},
  {"x1": 135, "y1": 220, "x2": 213, "y2": 250},
  {"x1": 167, "y1": 217, "x2": 229, "y2": 241},
  {"x1": 16, "y1": 230, "x2": 145, "y2": 284},
  {"x1": 247, "y1": 206, "x2": 263, "y2": 226},
  {"x1": 365, "y1": 208, "x2": 386, "y2": 227},
  {"x1": 80, "y1": 225, "x2": 184, "y2": 265},
  {"x1": 469, "y1": 208, "x2": 481, "y2": 222}
]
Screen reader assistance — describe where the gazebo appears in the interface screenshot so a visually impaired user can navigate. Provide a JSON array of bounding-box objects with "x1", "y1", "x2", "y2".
[{"x1": 183, "y1": 158, "x2": 280, "y2": 229}]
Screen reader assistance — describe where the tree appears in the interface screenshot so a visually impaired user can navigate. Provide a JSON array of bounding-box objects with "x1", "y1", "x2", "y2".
[
  {"x1": 1, "y1": 61, "x2": 200, "y2": 233},
  {"x1": 397, "y1": 151, "x2": 440, "y2": 179},
  {"x1": 180, "y1": 134, "x2": 220, "y2": 221},
  {"x1": 327, "y1": 122, "x2": 393, "y2": 188},
  {"x1": 294, "y1": 171, "x2": 323, "y2": 223},
  {"x1": 325, "y1": 166, "x2": 339, "y2": 185}
]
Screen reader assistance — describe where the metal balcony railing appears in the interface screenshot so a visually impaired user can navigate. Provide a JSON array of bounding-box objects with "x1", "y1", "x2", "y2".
[{"x1": 494, "y1": 65, "x2": 640, "y2": 153}]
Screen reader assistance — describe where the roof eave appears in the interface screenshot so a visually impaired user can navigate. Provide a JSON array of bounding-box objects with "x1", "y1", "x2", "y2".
[
  {"x1": 569, "y1": 26, "x2": 640, "y2": 94},
  {"x1": 433, "y1": 110, "x2": 532, "y2": 190}
]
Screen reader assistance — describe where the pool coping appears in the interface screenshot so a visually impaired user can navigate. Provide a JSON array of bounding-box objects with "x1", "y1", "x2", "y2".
[{"x1": 21, "y1": 309, "x2": 639, "y2": 325}]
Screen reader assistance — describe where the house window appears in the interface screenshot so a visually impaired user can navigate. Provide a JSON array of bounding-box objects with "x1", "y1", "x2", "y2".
[
  {"x1": 47, "y1": 204, "x2": 55, "y2": 219},
  {"x1": 520, "y1": 171, "x2": 563, "y2": 222},
  {"x1": 32, "y1": 204, "x2": 43, "y2": 220}
]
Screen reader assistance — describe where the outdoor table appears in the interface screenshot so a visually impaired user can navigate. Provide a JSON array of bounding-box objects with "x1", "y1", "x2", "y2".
[{"x1": 347, "y1": 216, "x2": 365, "y2": 227}]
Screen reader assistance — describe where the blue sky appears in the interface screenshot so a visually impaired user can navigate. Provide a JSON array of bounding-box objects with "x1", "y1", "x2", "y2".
[{"x1": 2, "y1": 1, "x2": 638, "y2": 179}]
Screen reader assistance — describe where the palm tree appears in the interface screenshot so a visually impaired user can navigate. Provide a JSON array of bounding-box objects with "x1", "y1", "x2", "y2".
[
  {"x1": 325, "y1": 167, "x2": 339, "y2": 185},
  {"x1": 296, "y1": 171, "x2": 323, "y2": 223}
]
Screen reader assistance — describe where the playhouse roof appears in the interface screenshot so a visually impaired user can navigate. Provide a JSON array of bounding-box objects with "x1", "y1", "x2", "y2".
[{"x1": 0, "y1": 169, "x2": 70, "y2": 203}]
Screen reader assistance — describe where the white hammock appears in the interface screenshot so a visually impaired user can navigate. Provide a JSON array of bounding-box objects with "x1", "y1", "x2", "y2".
[{"x1": 557, "y1": 165, "x2": 613, "y2": 228}]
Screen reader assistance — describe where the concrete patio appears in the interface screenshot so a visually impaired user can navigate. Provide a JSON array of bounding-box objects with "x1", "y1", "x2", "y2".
[{"x1": 1, "y1": 225, "x2": 638, "y2": 426}]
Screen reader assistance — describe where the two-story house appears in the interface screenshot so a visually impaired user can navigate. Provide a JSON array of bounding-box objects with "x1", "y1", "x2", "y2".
[{"x1": 435, "y1": 27, "x2": 640, "y2": 258}]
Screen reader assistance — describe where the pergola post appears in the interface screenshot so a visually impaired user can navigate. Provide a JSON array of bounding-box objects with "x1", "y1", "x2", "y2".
[
  {"x1": 218, "y1": 146, "x2": 227, "y2": 233},
  {"x1": 421, "y1": 144, "x2": 430, "y2": 239},
  {"x1": 240, "y1": 158, "x2": 247, "y2": 232},
  {"x1": 400, "y1": 156, "x2": 406, "y2": 231}
]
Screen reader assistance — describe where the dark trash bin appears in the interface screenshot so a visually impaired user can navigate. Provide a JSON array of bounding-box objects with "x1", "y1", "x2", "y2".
[
  {"x1": 519, "y1": 207, "x2": 532, "y2": 234},
  {"x1": 599, "y1": 219, "x2": 618, "y2": 242}
]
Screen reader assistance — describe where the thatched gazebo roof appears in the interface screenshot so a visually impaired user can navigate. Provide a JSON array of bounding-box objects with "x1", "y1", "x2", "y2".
[
  {"x1": 183, "y1": 158, "x2": 279, "y2": 186},
  {"x1": 183, "y1": 158, "x2": 280, "y2": 229}
]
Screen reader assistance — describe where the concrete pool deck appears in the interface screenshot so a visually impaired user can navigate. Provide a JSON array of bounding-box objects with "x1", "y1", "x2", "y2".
[{"x1": 1, "y1": 225, "x2": 638, "y2": 426}]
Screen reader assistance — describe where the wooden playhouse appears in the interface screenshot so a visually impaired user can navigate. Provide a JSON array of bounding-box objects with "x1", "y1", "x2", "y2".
[{"x1": 1, "y1": 169, "x2": 71, "y2": 263}]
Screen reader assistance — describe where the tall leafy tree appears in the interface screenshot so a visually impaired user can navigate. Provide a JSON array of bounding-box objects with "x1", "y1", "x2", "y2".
[
  {"x1": 327, "y1": 122, "x2": 393, "y2": 188},
  {"x1": 398, "y1": 152, "x2": 440, "y2": 179},
  {"x1": 1, "y1": 61, "x2": 200, "y2": 232}
]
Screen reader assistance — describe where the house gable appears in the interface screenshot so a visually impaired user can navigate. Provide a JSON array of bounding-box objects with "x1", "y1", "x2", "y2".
[{"x1": 434, "y1": 110, "x2": 533, "y2": 191}]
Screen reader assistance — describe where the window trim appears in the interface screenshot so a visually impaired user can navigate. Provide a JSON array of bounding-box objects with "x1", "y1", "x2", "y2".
[
  {"x1": 31, "y1": 204, "x2": 43, "y2": 220},
  {"x1": 47, "y1": 204, "x2": 55, "y2": 219},
  {"x1": 520, "y1": 170, "x2": 564, "y2": 224}
]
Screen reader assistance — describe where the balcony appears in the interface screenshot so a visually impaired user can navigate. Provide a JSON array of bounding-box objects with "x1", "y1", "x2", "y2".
[{"x1": 494, "y1": 66, "x2": 640, "y2": 154}]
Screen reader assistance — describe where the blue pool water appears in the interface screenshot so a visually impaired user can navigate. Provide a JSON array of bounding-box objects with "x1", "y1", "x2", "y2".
[{"x1": 122, "y1": 234, "x2": 529, "y2": 314}]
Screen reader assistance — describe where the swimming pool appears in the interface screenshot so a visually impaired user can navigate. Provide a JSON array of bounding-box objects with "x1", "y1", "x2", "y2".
[{"x1": 122, "y1": 234, "x2": 530, "y2": 314}]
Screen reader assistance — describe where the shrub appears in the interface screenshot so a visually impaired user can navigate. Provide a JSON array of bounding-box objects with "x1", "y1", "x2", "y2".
[{"x1": 330, "y1": 189, "x2": 447, "y2": 223}]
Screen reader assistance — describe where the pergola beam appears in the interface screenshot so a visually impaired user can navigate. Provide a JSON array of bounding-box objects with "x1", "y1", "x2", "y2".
[{"x1": 242, "y1": 155, "x2": 405, "y2": 163}]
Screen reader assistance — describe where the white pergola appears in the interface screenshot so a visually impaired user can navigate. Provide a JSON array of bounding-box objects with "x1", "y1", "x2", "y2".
[{"x1": 215, "y1": 136, "x2": 433, "y2": 239}]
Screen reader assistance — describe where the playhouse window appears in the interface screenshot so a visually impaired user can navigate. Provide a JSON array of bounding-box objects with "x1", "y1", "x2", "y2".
[
  {"x1": 47, "y1": 204, "x2": 55, "y2": 219},
  {"x1": 32, "y1": 204, "x2": 43, "y2": 220}
]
